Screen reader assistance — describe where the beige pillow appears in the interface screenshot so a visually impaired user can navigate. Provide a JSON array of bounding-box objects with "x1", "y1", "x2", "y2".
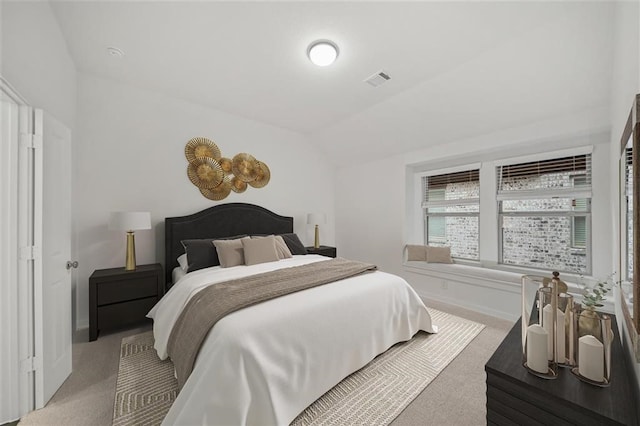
[
  {"x1": 274, "y1": 235, "x2": 293, "y2": 259},
  {"x1": 213, "y1": 237, "x2": 250, "y2": 268},
  {"x1": 242, "y1": 236, "x2": 280, "y2": 266},
  {"x1": 426, "y1": 246, "x2": 453, "y2": 264},
  {"x1": 252, "y1": 235, "x2": 292, "y2": 259},
  {"x1": 406, "y1": 244, "x2": 427, "y2": 261}
]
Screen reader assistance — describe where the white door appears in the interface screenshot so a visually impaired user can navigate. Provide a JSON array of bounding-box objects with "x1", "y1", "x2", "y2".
[
  {"x1": 1, "y1": 83, "x2": 40, "y2": 423},
  {"x1": 33, "y1": 110, "x2": 73, "y2": 407},
  {"x1": 0, "y1": 97, "x2": 21, "y2": 423}
]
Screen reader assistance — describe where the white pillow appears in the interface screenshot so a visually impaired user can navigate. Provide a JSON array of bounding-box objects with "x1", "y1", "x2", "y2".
[{"x1": 177, "y1": 253, "x2": 188, "y2": 271}]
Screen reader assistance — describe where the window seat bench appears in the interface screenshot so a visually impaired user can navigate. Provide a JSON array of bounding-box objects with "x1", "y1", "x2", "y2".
[{"x1": 402, "y1": 261, "x2": 614, "y2": 321}]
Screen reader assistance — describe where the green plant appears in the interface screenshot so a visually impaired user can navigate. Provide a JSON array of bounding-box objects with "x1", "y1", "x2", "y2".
[{"x1": 580, "y1": 272, "x2": 618, "y2": 310}]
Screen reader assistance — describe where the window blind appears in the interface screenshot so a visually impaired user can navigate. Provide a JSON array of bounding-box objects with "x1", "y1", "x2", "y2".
[
  {"x1": 425, "y1": 169, "x2": 479, "y2": 188},
  {"x1": 625, "y1": 147, "x2": 633, "y2": 198},
  {"x1": 422, "y1": 169, "x2": 479, "y2": 207},
  {"x1": 497, "y1": 154, "x2": 592, "y2": 200}
]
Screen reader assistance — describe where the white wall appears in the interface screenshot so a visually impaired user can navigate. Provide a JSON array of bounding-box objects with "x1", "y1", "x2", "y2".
[
  {"x1": 0, "y1": 1, "x2": 77, "y2": 129},
  {"x1": 336, "y1": 105, "x2": 612, "y2": 320},
  {"x1": 73, "y1": 73, "x2": 335, "y2": 331},
  {"x1": 608, "y1": 0, "x2": 640, "y2": 394},
  {"x1": 336, "y1": 153, "x2": 405, "y2": 275}
]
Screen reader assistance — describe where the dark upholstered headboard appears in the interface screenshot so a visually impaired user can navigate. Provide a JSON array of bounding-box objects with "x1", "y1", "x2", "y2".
[{"x1": 164, "y1": 203, "x2": 293, "y2": 286}]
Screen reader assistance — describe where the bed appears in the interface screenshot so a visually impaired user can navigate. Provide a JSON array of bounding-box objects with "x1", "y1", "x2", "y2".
[{"x1": 149, "y1": 203, "x2": 436, "y2": 425}]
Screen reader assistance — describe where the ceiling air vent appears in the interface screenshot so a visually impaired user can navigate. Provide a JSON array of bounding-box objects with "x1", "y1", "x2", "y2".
[{"x1": 364, "y1": 70, "x2": 391, "y2": 87}]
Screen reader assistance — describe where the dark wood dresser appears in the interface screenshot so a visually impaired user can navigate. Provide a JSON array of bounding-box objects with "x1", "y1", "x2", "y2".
[
  {"x1": 89, "y1": 263, "x2": 164, "y2": 341},
  {"x1": 485, "y1": 315, "x2": 639, "y2": 425}
]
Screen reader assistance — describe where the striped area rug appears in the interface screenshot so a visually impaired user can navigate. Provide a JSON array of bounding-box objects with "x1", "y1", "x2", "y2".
[{"x1": 112, "y1": 309, "x2": 484, "y2": 426}]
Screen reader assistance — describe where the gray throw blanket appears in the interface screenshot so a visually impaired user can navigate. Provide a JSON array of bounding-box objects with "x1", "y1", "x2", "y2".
[{"x1": 167, "y1": 257, "x2": 377, "y2": 390}]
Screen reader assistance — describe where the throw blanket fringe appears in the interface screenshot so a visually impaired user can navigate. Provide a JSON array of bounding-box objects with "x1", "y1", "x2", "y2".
[{"x1": 167, "y1": 257, "x2": 377, "y2": 389}]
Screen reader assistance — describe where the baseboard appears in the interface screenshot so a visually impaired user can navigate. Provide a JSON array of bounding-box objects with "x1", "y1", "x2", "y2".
[
  {"x1": 73, "y1": 326, "x2": 89, "y2": 343},
  {"x1": 417, "y1": 289, "x2": 519, "y2": 322}
]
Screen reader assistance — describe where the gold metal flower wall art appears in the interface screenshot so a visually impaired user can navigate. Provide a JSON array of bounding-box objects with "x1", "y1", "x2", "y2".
[{"x1": 184, "y1": 137, "x2": 271, "y2": 201}]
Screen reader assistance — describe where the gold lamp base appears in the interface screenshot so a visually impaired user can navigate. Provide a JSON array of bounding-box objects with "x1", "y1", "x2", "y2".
[
  {"x1": 125, "y1": 231, "x2": 137, "y2": 271},
  {"x1": 314, "y1": 224, "x2": 320, "y2": 249}
]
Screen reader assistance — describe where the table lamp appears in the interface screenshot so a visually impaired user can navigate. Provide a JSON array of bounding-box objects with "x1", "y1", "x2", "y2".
[
  {"x1": 306, "y1": 213, "x2": 326, "y2": 249},
  {"x1": 109, "y1": 212, "x2": 151, "y2": 270}
]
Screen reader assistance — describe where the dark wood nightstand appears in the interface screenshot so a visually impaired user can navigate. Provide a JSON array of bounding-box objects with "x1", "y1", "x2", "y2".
[
  {"x1": 89, "y1": 263, "x2": 164, "y2": 341},
  {"x1": 305, "y1": 245, "x2": 337, "y2": 258}
]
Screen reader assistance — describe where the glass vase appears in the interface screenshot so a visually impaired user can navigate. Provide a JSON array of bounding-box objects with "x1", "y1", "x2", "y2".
[
  {"x1": 521, "y1": 275, "x2": 558, "y2": 378},
  {"x1": 571, "y1": 305, "x2": 613, "y2": 386}
]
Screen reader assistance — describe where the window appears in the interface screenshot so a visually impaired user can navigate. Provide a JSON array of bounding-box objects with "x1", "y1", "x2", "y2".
[
  {"x1": 624, "y1": 143, "x2": 633, "y2": 281},
  {"x1": 497, "y1": 154, "x2": 591, "y2": 274},
  {"x1": 422, "y1": 169, "x2": 479, "y2": 260}
]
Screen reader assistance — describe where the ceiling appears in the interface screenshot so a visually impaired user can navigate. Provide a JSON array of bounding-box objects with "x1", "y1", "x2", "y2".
[{"x1": 50, "y1": 1, "x2": 616, "y2": 165}]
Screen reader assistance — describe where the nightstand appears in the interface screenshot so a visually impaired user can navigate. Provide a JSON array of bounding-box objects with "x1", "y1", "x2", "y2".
[
  {"x1": 89, "y1": 263, "x2": 164, "y2": 341},
  {"x1": 305, "y1": 245, "x2": 337, "y2": 258}
]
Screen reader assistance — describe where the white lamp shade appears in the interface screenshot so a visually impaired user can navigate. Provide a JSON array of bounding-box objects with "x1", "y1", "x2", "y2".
[
  {"x1": 109, "y1": 211, "x2": 151, "y2": 231},
  {"x1": 307, "y1": 213, "x2": 326, "y2": 225}
]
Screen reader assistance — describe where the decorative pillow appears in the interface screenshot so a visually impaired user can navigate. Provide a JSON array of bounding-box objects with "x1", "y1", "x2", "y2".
[
  {"x1": 279, "y1": 233, "x2": 307, "y2": 255},
  {"x1": 181, "y1": 239, "x2": 219, "y2": 272},
  {"x1": 274, "y1": 235, "x2": 293, "y2": 259},
  {"x1": 177, "y1": 253, "x2": 188, "y2": 271},
  {"x1": 252, "y1": 235, "x2": 293, "y2": 259},
  {"x1": 405, "y1": 244, "x2": 427, "y2": 261},
  {"x1": 213, "y1": 237, "x2": 250, "y2": 268},
  {"x1": 242, "y1": 236, "x2": 280, "y2": 266},
  {"x1": 181, "y1": 234, "x2": 247, "y2": 272},
  {"x1": 426, "y1": 246, "x2": 453, "y2": 264}
]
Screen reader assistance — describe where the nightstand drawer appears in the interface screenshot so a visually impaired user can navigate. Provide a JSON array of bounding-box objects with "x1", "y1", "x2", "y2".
[
  {"x1": 97, "y1": 297, "x2": 157, "y2": 329},
  {"x1": 305, "y1": 246, "x2": 337, "y2": 258},
  {"x1": 97, "y1": 276, "x2": 158, "y2": 305}
]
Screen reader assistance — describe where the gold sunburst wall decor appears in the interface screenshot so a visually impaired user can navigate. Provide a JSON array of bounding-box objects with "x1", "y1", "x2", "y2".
[{"x1": 184, "y1": 137, "x2": 271, "y2": 201}]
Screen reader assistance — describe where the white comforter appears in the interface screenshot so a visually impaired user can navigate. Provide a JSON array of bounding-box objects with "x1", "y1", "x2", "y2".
[{"x1": 148, "y1": 255, "x2": 436, "y2": 426}]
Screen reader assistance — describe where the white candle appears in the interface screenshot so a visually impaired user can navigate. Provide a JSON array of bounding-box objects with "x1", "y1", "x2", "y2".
[
  {"x1": 541, "y1": 304, "x2": 555, "y2": 361},
  {"x1": 556, "y1": 309, "x2": 565, "y2": 363},
  {"x1": 578, "y1": 335, "x2": 604, "y2": 382},
  {"x1": 526, "y1": 324, "x2": 549, "y2": 374},
  {"x1": 541, "y1": 304, "x2": 565, "y2": 362}
]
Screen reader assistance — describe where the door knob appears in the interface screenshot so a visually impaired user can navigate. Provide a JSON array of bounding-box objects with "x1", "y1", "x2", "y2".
[{"x1": 66, "y1": 260, "x2": 79, "y2": 270}]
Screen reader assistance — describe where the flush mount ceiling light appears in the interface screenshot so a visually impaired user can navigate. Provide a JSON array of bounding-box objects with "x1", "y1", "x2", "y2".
[{"x1": 307, "y1": 40, "x2": 339, "y2": 67}]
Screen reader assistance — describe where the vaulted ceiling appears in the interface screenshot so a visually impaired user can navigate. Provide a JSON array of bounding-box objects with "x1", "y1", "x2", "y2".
[{"x1": 50, "y1": 1, "x2": 615, "y2": 165}]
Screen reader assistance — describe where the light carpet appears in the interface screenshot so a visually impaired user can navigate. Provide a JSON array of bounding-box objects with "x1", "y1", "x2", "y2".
[{"x1": 112, "y1": 309, "x2": 484, "y2": 426}]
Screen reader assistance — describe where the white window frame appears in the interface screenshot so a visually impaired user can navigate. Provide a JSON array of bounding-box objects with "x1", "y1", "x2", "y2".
[
  {"x1": 570, "y1": 175, "x2": 588, "y2": 250},
  {"x1": 421, "y1": 165, "x2": 480, "y2": 261},
  {"x1": 424, "y1": 188, "x2": 446, "y2": 244},
  {"x1": 496, "y1": 153, "x2": 592, "y2": 274}
]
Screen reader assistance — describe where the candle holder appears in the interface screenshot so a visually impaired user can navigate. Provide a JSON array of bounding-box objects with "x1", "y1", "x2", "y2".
[
  {"x1": 571, "y1": 306, "x2": 613, "y2": 387},
  {"x1": 538, "y1": 287, "x2": 575, "y2": 367},
  {"x1": 521, "y1": 275, "x2": 558, "y2": 379}
]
